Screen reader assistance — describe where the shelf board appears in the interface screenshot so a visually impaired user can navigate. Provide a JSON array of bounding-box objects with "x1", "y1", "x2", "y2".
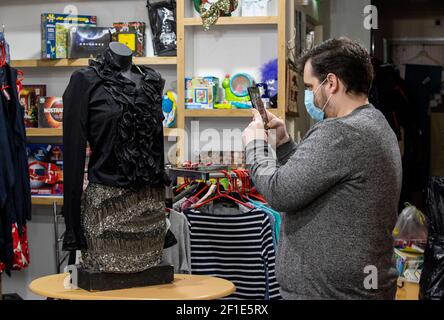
[
  {"x1": 184, "y1": 108, "x2": 279, "y2": 118},
  {"x1": 11, "y1": 56, "x2": 177, "y2": 68},
  {"x1": 32, "y1": 196, "x2": 63, "y2": 206},
  {"x1": 184, "y1": 16, "x2": 279, "y2": 26},
  {"x1": 164, "y1": 128, "x2": 180, "y2": 137},
  {"x1": 26, "y1": 128, "x2": 62, "y2": 137},
  {"x1": 26, "y1": 128, "x2": 178, "y2": 138}
]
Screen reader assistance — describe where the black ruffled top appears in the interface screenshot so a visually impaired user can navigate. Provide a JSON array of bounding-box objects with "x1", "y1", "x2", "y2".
[{"x1": 62, "y1": 49, "x2": 166, "y2": 251}]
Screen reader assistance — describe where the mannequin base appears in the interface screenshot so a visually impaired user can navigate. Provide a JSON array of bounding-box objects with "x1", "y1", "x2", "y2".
[{"x1": 76, "y1": 264, "x2": 174, "y2": 292}]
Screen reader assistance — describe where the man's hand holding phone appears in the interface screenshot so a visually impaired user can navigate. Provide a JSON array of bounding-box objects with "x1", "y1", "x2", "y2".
[
  {"x1": 242, "y1": 108, "x2": 291, "y2": 148},
  {"x1": 264, "y1": 109, "x2": 291, "y2": 148}
]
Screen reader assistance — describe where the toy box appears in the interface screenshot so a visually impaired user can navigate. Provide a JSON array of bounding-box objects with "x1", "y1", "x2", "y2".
[
  {"x1": 27, "y1": 144, "x2": 64, "y2": 196},
  {"x1": 185, "y1": 77, "x2": 219, "y2": 109},
  {"x1": 20, "y1": 85, "x2": 46, "y2": 128},
  {"x1": 394, "y1": 248, "x2": 424, "y2": 283},
  {"x1": 41, "y1": 13, "x2": 97, "y2": 59},
  {"x1": 112, "y1": 22, "x2": 146, "y2": 57},
  {"x1": 68, "y1": 27, "x2": 112, "y2": 59},
  {"x1": 38, "y1": 97, "x2": 63, "y2": 129}
]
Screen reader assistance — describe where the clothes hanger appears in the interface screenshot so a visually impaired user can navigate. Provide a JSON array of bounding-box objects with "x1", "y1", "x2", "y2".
[
  {"x1": 192, "y1": 183, "x2": 217, "y2": 208},
  {"x1": 405, "y1": 45, "x2": 444, "y2": 68},
  {"x1": 193, "y1": 171, "x2": 254, "y2": 210}
]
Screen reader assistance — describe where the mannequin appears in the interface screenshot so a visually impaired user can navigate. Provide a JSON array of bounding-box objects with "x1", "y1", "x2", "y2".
[
  {"x1": 62, "y1": 42, "x2": 172, "y2": 291},
  {"x1": 108, "y1": 42, "x2": 143, "y2": 88}
]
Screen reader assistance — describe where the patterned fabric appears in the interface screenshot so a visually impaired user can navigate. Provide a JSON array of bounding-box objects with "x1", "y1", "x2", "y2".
[{"x1": 0, "y1": 223, "x2": 30, "y2": 272}]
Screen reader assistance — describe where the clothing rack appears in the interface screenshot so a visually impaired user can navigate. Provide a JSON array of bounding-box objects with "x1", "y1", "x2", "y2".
[{"x1": 167, "y1": 166, "x2": 233, "y2": 182}]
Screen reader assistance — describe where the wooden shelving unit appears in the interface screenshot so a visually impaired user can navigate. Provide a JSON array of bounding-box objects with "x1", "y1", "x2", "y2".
[
  {"x1": 21, "y1": 0, "x2": 287, "y2": 204},
  {"x1": 175, "y1": 0, "x2": 287, "y2": 163},
  {"x1": 31, "y1": 196, "x2": 64, "y2": 206},
  {"x1": 11, "y1": 56, "x2": 177, "y2": 68},
  {"x1": 183, "y1": 16, "x2": 279, "y2": 26},
  {"x1": 26, "y1": 127, "x2": 178, "y2": 138},
  {"x1": 26, "y1": 128, "x2": 62, "y2": 137}
]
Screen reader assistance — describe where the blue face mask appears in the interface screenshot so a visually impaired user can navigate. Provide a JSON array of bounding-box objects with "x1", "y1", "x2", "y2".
[{"x1": 304, "y1": 78, "x2": 332, "y2": 122}]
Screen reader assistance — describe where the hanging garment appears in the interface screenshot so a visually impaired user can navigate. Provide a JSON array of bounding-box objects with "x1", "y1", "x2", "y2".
[
  {"x1": 162, "y1": 210, "x2": 192, "y2": 274},
  {"x1": 248, "y1": 198, "x2": 282, "y2": 245},
  {"x1": 184, "y1": 208, "x2": 281, "y2": 300},
  {"x1": 369, "y1": 62, "x2": 421, "y2": 209},
  {"x1": 0, "y1": 61, "x2": 31, "y2": 272},
  {"x1": 404, "y1": 64, "x2": 443, "y2": 209},
  {"x1": 62, "y1": 48, "x2": 166, "y2": 252}
]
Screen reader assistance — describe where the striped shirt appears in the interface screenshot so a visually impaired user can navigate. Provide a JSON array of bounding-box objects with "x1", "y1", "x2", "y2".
[{"x1": 184, "y1": 209, "x2": 281, "y2": 300}]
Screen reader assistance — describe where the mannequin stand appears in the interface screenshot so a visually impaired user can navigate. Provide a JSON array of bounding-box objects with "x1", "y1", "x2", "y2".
[{"x1": 76, "y1": 264, "x2": 174, "y2": 292}]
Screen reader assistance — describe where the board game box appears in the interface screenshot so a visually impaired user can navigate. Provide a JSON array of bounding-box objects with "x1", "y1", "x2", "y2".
[
  {"x1": 68, "y1": 26, "x2": 112, "y2": 59},
  {"x1": 38, "y1": 97, "x2": 63, "y2": 128},
  {"x1": 27, "y1": 144, "x2": 64, "y2": 196},
  {"x1": 41, "y1": 13, "x2": 97, "y2": 59}
]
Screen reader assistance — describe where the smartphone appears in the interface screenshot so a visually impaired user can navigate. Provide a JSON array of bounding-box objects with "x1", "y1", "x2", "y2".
[{"x1": 248, "y1": 87, "x2": 269, "y2": 129}]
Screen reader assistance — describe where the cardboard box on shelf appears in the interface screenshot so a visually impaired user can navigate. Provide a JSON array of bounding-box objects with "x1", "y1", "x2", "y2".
[
  {"x1": 38, "y1": 97, "x2": 63, "y2": 129},
  {"x1": 20, "y1": 85, "x2": 46, "y2": 128},
  {"x1": 27, "y1": 144, "x2": 64, "y2": 196},
  {"x1": 41, "y1": 13, "x2": 97, "y2": 59},
  {"x1": 112, "y1": 22, "x2": 146, "y2": 57}
]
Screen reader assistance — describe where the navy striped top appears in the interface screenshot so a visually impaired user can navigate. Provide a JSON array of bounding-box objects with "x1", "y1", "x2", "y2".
[{"x1": 184, "y1": 209, "x2": 281, "y2": 300}]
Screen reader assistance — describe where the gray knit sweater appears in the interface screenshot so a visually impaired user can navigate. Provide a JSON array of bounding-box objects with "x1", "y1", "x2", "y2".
[{"x1": 246, "y1": 104, "x2": 402, "y2": 300}]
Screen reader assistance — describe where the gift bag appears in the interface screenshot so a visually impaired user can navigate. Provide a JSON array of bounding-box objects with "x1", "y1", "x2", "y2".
[{"x1": 147, "y1": 0, "x2": 177, "y2": 56}]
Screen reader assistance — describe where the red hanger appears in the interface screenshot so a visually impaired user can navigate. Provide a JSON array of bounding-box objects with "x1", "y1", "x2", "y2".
[{"x1": 193, "y1": 170, "x2": 254, "y2": 210}]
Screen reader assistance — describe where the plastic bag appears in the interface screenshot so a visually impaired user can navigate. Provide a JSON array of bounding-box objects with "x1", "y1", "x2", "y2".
[
  {"x1": 420, "y1": 176, "x2": 444, "y2": 300},
  {"x1": 147, "y1": 0, "x2": 177, "y2": 56},
  {"x1": 393, "y1": 203, "x2": 428, "y2": 252}
]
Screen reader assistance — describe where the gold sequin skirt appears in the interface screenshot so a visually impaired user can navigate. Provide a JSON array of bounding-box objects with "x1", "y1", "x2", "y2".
[{"x1": 80, "y1": 183, "x2": 166, "y2": 273}]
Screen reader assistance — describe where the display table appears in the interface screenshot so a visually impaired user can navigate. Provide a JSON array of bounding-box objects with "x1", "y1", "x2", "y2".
[
  {"x1": 396, "y1": 279, "x2": 419, "y2": 300},
  {"x1": 29, "y1": 273, "x2": 236, "y2": 300}
]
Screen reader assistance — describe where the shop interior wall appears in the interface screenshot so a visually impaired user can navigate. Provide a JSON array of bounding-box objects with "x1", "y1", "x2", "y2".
[
  {"x1": 0, "y1": 0, "x2": 177, "y2": 299},
  {"x1": 372, "y1": 0, "x2": 444, "y2": 61}
]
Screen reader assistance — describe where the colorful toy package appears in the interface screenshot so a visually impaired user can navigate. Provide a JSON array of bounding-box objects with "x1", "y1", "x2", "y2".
[
  {"x1": 41, "y1": 13, "x2": 97, "y2": 59},
  {"x1": 27, "y1": 144, "x2": 64, "y2": 196},
  {"x1": 185, "y1": 77, "x2": 219, "y2": 109}
]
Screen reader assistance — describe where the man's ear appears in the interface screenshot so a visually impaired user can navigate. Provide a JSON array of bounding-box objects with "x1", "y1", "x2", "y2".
[{"x1": 327, "y1": 73, "x2": 340, "y2": 94}]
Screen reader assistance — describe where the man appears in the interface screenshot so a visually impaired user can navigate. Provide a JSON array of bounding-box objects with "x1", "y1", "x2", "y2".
[{"x1": 242, "y1": 38, "x2": 402, "y2": 300}]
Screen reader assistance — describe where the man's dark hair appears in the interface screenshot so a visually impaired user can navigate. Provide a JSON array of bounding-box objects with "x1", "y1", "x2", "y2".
[{"x1": 297, "y1": 37, "x2": 374, "y2": 95}]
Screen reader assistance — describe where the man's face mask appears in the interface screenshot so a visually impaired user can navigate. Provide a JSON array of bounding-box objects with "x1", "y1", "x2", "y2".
[{"x1": 304, "y1": 78, "x2": 333, "y2": 122}]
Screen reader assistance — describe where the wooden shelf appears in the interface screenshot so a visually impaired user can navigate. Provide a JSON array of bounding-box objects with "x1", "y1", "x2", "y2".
[
  {"x1": 11, "y1": 56, "x2": 177, "y2": 68},
  {"x1": 184, "y1": 16, "x2": 279, "y2": 26},
  {"x1": 32, "y1": 196, "x2": 63, "y2": 206},
  {"x1": 26, "y1": 128, "x2": 62, "y2": 137},
  {"x1": 164, "y1": 128, "x2": 180, "y2": 137},
  {"x1": 26, "y1": 128, "x2": 177, "y2": 138},
  {"x1": 184, "y1": 108, "x2": 280, "y2": 118}
]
